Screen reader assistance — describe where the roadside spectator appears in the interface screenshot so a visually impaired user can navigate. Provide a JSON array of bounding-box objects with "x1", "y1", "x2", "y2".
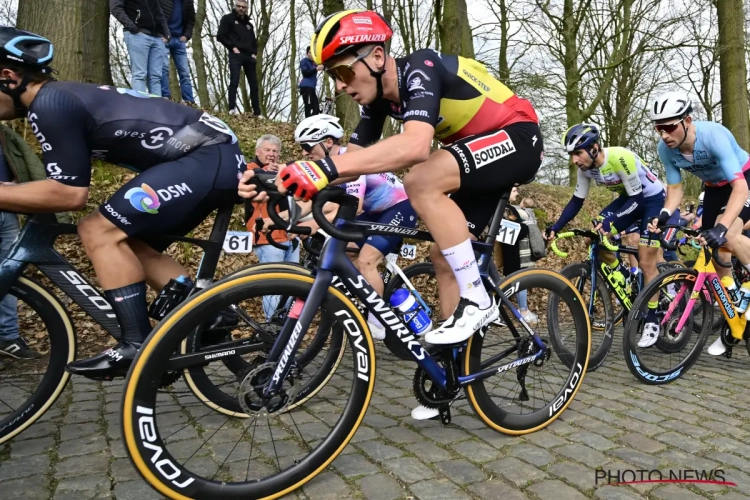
[
  {"x1": 158, "y1": 0, "x2": 196, "y2": 104},
  {"x1": 245, "y1": 135, "x2": 299, "y2": 320},
  {"x1": 299, "y1": 46, "x2": 323, "y2": 117},
  {"x1": 217, "y1": 0, "x2": 261, "y2": 117},
  {"x1": 494, "y1": 187, "x2": 538, "y2": 325},
  {"x1": 0, "y1": 123, "x2": 74, "y2": 364},
  {"x1": 110, "y1": 0, "x2": 170, "y2": 95}
]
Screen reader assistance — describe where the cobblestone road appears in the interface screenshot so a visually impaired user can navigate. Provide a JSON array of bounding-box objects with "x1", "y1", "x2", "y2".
[{"x1": 3, "y1": 338, "x2": 750, "y2": 500}]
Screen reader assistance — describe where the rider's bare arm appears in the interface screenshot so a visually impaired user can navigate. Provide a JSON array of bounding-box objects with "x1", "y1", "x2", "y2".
[
  {"x1": 327, "y1": 121, "x2": 434, "y2": 177},
  {"x1": 663, "y1": 183, "x2": 684, "y2": 215},
  {"x1": 0, "y1": 180, "x2": 88, "y2": 212}
]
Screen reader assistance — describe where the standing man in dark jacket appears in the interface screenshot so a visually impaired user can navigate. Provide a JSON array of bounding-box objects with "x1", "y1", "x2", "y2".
[
  {"x1": 299, "y1": 46, "x2": 323, "y2": 117},
  {"x1": 110, "y1": 0, "x2": 170, "y2": 95},
  {"x1": 158, "y1": 0, "x2": 196, "y2": 104},
  {"x1": 216, "y1": 0, "x2": 262, "y2": 117}
]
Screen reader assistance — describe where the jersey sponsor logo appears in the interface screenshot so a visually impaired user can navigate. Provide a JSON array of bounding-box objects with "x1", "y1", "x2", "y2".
[
  {"x1": 695, "y1": 150, "x2": 708, "y2": 161},
  {"x1": 46, "y1": 163, "x2": 78, "y2": 181},
  {"x1": 407, "y1": 76, "x2": 425, "y2": 91},
  {"x1": 300, "y1": 162, "x2": 322, "y2": 182},
  {"x1": 124, "y1": 183, "x2": 161, "y2": 214},
  {"x1": 352, "y1": 16, "x2": 372, "y2": 24},
  {"x1": 157, "y1": 182, "x2": 193, "y2": 201},
  {"x1": 104, "y1": 203, "x2": 132, "y2": 225},
  {"x1": 462, "y1": 69, "x2": 490, "y2": 92},
  {"x1": 627, "y1": 176, "x2": 641, "y2": 192},
  {"x1": 27, "y1": 113, "x2": 52, "y2": 151},
  {"x1": 466, "y1": 130, "x2": 516, "y2": 169},
  {"x1": 141, "y1": 127, "x2": 174, "y2": 150},
  {"x1": 424, "y1": 60, "x2": 434, "y2": 67},
  {"x1": 403, "y1": 110, "x2": 429, "y2": 118},
  {"x1": 339, "y1": 34, "x2": 387, "y2": 44},
  {"x1": 450, "y1": 144, "x2": 471, "y2": 173},
  {"x1": 199, "y1": 113, "x2": 238, "y2": 144}
]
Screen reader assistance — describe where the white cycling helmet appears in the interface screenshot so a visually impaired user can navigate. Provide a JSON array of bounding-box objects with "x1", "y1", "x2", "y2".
[
  {"x1": 294, "y1": 114, "x2": 344, "y2": 145},
  {"x1": 648, "y1": 91, "x2": 692, "y2": 122}
]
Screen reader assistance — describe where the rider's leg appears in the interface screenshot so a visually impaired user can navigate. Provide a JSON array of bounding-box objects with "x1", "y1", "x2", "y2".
[
  {"x1": 77, "y1": 211, "x2": 152, "y2": 344},
  {"x1": 128, "y1": 239, "x2": 188, "y2": 291}
]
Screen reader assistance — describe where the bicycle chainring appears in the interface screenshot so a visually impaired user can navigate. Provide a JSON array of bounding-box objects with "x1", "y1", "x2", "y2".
[
  {"x1": 238, "y1": 362, "x2": 299, "y2": 417},
  {"x1": 413, "y1": 366, "x2": 460, "y2": 409}
]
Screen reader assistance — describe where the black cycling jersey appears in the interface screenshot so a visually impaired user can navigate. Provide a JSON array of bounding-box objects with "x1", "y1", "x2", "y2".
[
  {"x1": 27, "y1": 81, "x2": 238, "y2": 187},
  {"x1": 349, "y1": 49, "x2": 538, "y2": 147}
]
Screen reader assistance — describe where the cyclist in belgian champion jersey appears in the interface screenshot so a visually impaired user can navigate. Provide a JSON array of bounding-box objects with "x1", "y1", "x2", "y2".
[
  {"x1": 647, "y1": 91, "x2": 750, "y2": 355},
  {"x1": 0, "y1": 27, "x2": 254, "y2": 378},
  {"x1": 239, "y1": 9, "x2": 544, "y2": 348},
  {"x1": 292, "y1": 114, "x2": 417, "y2": 339},
  {"x1": 545, "y1": 123, "x2": 666, "y2": 347}
]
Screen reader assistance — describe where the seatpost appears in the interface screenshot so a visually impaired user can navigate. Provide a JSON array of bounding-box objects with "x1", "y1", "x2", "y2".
[{"x1": 484, "y1": 190, "x2": 512, "y2": 245}]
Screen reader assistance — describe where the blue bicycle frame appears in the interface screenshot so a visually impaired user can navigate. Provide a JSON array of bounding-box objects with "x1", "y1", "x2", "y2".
[{"x1": 262, "y1": 188, "x2": 549, "y2": 397}]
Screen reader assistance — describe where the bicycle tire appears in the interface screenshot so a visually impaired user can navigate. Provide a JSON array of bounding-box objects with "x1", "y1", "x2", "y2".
[
  {"x1": 551, "y1": 262, "x2": 614, "y2": 371},
  {"x1": 465, "y1": 268, "x2": 591, "y2": 433},
  {"x1": 123, "y1": 272, "x2": 375, "y2": 499},
  {"x1": 0, "y1": 277, "x2": 76, "y2": 445},
  {"x1": 382, "y1": 262, "x2": 435, "y2": 360},
  {"x1": 623, "y1": 267, "x2": 711, "y2": 384},
  {"x1": 181, "y1": 263, "x2": 347, "y2": 416}
]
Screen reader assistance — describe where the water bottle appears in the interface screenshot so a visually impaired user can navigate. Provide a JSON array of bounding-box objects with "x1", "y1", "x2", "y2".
[
  {"x1": 721, "y1": 275, "x2": 738, "y2": 304},
  {"x1": 148, "y1": 275, "x2": 193, "y2": 320},
  {"x1": 389, "y1": 288, "x2": 432, "y2": 335},
  {"x1": 737, "y1": 282, "x2": 750, "y2": 313}
]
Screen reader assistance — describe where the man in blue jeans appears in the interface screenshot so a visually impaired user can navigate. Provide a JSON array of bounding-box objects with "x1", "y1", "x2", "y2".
[
  {"x1": 159, "y1": 0, "x2": 196, "y2": 104},
  {"x1": 111, "y1": 0, "x2": 170, "y2": 95}
]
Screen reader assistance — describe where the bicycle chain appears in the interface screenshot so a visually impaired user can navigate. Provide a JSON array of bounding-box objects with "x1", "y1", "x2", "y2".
[{"x1": 412, "y1": 353, "x2": 462, "y2": 409}]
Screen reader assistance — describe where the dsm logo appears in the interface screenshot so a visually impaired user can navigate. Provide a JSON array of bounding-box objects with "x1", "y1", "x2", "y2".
[{"x1": 124, "y1": 183, "x2": 193, "y2": 214}]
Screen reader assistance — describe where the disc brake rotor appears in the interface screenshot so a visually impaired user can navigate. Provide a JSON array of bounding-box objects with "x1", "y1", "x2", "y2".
[{"x1": 238, "y1": 362, "x2": 299, "y2": 417}]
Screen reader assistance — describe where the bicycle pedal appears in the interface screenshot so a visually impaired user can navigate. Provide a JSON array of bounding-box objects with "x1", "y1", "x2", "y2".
[
  {"x1": 438, "y1": 406, "x2": 451, "y2": 425},
  {"x1": 723, "y1": 346, "x2": 733, "y2": 359}
]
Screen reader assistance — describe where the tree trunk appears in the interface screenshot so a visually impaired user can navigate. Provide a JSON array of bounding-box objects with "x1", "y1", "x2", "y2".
[
  {"x1": 497, "y1": 0, "x2": 509, "y2": 84},
  {"x1": 561, "y1": 0, "x2": 581, "y2": 185},
  {"x1": 717, "y1": 0, "x2": 750, "y2": 150},
  {"x1": 439, "y1": 0, "x2": 474, "y2": 57},
  {"x1": 168, "y1": 58, "x2": 181, "y2": 101},
  {"x1": 323, "y1": 0, "x2": 359, "y2": 131},
  {"x1": 289, "y1": 1, "x2": 299, "y2": 121},
  {"x1": 18, "y1": 0, "x2": 112, "y2": 84},
  {"x1": 255, "y1": 0, "x2": 271, "y2": 115},
  {"x1": 193, "y1": 0, "x2": 211, "y2": 108}
]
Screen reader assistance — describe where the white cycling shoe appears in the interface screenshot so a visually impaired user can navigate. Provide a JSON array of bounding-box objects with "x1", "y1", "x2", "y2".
[
  {"x1": 637, "y1": 322, "x2": 660, "y2": 348},
  {"x1": 707, "y1": 336, "x2": 727, "y2": 356},
  {"x1": 411, "y1": 405, "x2": 440, "y2": 420},
  {"x1": 425, "y1": 297, "x2": 498, "y2": 345}
]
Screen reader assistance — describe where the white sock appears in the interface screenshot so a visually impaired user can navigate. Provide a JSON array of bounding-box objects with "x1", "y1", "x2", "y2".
[{"x1": 441, "y1": 239, "x2": 491, "y2": 309}]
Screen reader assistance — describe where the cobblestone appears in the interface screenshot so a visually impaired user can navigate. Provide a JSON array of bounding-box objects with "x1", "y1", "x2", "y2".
[{"x1": 3, "y1": 339, "x2": 749, "y2": 499}]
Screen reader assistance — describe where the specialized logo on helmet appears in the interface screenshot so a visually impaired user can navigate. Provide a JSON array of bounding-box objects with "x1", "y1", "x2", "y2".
[
  {"x1": 339, "y1": 34, "x2": 387, "y2": 44},
  {"x1": 125, "y1": 184, "x2": 161, "y2": 214}
]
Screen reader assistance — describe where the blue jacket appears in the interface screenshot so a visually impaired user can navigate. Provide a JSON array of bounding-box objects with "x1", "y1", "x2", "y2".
[{"x1": 299, "y1": 57, "x2": 317, "y2": 88}]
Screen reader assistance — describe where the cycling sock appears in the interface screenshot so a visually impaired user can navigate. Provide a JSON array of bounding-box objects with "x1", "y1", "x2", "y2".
[
  {"x1": 104, "y1": 281, "x2": 153, "y2": 344},
  {"x1": 441, "y1": 239, "x2": 491, "y2": 309},
  {"x1": 646, "y1": 300, "x2": 659, "y2": 321}
]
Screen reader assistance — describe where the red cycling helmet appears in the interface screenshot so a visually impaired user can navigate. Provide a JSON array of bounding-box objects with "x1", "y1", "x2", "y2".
[{"x1": 310, "y1": 10, "x2": 393, "y2": 65}]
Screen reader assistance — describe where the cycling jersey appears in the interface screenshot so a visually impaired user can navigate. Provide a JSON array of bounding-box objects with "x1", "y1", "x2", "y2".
[
  {"x1": 574, "y1": 147, "x2": 664, "y2": 198},
  {"x1": 349, "y1": 49, "x2": 538, "y2": 146},
  {"x1": 658, "y1": 121, "x2": 750, "y2": 187},
  {"x1": 343, "y1": 173, "x2": 408, "y2": 214},
  {"x1": 27, "y1": 81, "x2": 239, "y2": 187}
]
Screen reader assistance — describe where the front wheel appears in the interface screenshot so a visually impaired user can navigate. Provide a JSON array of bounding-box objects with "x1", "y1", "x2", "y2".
[
  {"x1": 0, "y1": 277, "x2": 76, "y2": 445},
  {"x1": 623, "y1": 267, "x2": 711, "y2": 385},
  {"x1": 122, "y1": 271, "x2": 376, "y2": 499}
]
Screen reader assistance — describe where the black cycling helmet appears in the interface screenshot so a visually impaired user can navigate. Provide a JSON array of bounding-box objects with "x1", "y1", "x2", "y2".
[{"x1": 0, "y1": 26, "x2": 54, "y2": 114}]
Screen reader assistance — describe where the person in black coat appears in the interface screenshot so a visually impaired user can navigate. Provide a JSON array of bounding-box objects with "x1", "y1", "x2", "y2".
[{"x1": 216, "y1": 0, "x2": 261, "y2": 116}]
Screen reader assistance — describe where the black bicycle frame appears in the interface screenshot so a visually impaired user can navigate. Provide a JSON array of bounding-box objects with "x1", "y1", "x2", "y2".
[
  {"x1": 263, "y1": 191, "x2": 549, "y2": 396},
  {"x1": 0, "y1": 204, "x2": 235, "y2": 340}
]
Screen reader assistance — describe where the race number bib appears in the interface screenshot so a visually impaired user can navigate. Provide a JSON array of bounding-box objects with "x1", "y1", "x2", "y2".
[
  {"x1": 400, "y1": 244, "x2": 417, "y2": 260},
  {"x1": 496, "y1": 219, "x2": 521, "y2": 245},
  {"x1": 223, "y1": 231, "x2": 253, "y2": 253}
]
